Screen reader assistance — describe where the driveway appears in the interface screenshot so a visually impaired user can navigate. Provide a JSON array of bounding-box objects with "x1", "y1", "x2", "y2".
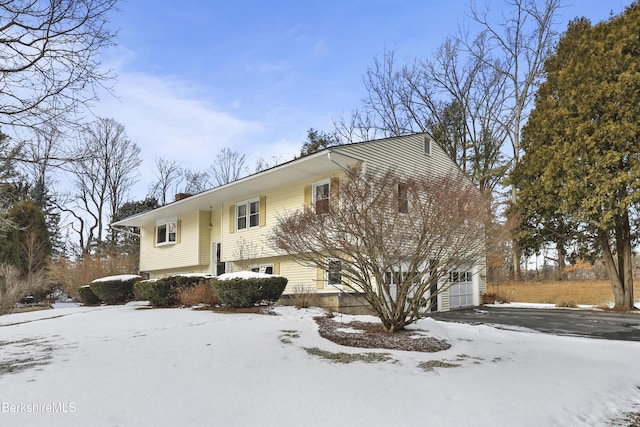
[{"x1": 428, "y1": 305, "x2": 640, "y2": 341}]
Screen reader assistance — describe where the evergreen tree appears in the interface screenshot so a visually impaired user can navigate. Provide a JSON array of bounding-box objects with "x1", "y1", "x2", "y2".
[
  {"x1": 300, "y1": 128, "x2": 341, "y2": 156},
  {"x1": 0, "y1": 200, "x2": 51, "y2": 277},
  {"x1": 516, "y1": 3, "x2": 640, "y2": 309}
]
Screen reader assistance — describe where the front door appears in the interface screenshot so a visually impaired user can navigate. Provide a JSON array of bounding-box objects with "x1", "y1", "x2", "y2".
[{"x1": 212, "y1": 242, "x2": 226, "y2": 276}]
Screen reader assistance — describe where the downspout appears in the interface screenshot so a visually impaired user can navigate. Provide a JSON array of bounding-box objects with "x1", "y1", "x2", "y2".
[{"x1": 327, "y1": 150, "x2": 362, "y2": 174}]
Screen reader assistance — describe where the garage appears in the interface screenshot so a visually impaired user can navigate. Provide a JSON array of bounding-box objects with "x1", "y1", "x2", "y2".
[{"x1": 449, "y1": 271, "x2": 474, "y2": 309}]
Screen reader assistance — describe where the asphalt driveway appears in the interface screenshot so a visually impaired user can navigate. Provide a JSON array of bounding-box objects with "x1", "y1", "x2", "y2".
[{"x1": 428, "y1": 305, "x2": 640, "y2": 341}]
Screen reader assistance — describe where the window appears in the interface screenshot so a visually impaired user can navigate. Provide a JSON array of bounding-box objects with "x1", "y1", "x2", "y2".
[
  {"x1": 250, "y1": 265, "x2": 274, "y2": 274},
  {"x1": 424, "y1": 136, "x2": 431, "y2": 155},
  {"x1": 156, "y1": 218, "x2": 177, "y2": 245},
  {"x1": 236, "y1": 199, "x2": 260, "y2": 231},
  {"x1": 313, "y1": 180, "x2": 330, "y2": 214},
  {"x1": 397, "y1": 182, "x2": 409, "y2": 213},
  {"x1": 327, "y1": 258, "x2": 342, "y2": 285}
]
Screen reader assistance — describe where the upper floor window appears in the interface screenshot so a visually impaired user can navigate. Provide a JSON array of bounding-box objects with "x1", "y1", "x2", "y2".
[
  {"x1": 236, "y1": 199, "x2": 260, "y2": 231},
  {"x1": 397, "y1": 182, "x2": 409, "y2": 214},
  {"x1": 424, "y1": 136, "x2": 431, "y2": 155},
  {"x1": 156, "y1": 217, "x2": 177, "y2": 245},
  {"x1": 313, "y1": 180, "x2": 330, "y2": 214}
]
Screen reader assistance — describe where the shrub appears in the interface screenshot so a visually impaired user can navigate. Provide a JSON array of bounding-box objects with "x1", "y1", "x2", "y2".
[
  {"x1": 78, "y1": 285, "x2": 101, "y2": 305},
  {"x1": 134, "y1": 275, "x2": 213, "y2": 307},
  {"x1": 177, "y1": 283, "x2": 221, "y2": 307},
  {"x1": 90, "y1": 278, "x2": 137, "y2": 304},
  {"x1": 49, "y1": 252, "x2": 138, "y2": 300},
  {"x1": 288, "y1": 284, "x2": 317, "y2": 309},
  {"x1": 211, "y1": 276, "x2": 288, "y2": 308}
]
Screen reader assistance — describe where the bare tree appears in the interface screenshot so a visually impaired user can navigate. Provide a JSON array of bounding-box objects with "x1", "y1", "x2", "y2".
[
  {"x1": 466, "y1": 0, "x2": 561, "y2": 279},
  {"x1": 0, "y1": 264, "x2": 48, "y2": 315},
  {"x1": 68, "y1": 118, "x2": 141, "y2": 254},
  {"x1": 209, "y1": 147, "x2": 246, "y2": 186},
  {"x1": 271, "y1": 167, "x2": 489, "y2": 332},
  {"x1": 148, "y1": 157, "x2": 184, "y2": 205},
  {"x1": 0, "y1": 1, "x2": 118, "y2": 129},
  {"x1": 253, "y1": 156, "x2": 282, "y2": 173},
  {"x1": 337, "y1": 43, "x2": 509, "y2": 195},
  {"x1": 181, "y1": 168, "x2": 210, "y2": 195}
]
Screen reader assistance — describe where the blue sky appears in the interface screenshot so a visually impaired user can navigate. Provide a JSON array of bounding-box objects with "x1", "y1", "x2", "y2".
[{"x1": 93, "y1": 0, "x2": 629, "y2": 198}]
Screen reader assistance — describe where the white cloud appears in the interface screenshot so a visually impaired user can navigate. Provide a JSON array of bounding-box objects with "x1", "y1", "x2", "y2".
[
  {"x1": 93, "y1": 69, "x2": 266, "y2": 198},
  {"x1": 99, "y1": 72, "x2": 263, "y2": 167}
]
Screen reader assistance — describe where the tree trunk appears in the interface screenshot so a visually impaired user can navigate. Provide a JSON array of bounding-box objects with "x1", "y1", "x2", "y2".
[
  {"x1": 512, "y1": 186, "x2": 521, "y2": 282},
  {"x1": 598, "y1": 215, "x2": 635, "y2": 310},
  {"x1": 556, "y1": 243, "x2": 567, "y2": 281},
  {"x1": 618, "y1": 214, "x2": 635, "y2": 310}
]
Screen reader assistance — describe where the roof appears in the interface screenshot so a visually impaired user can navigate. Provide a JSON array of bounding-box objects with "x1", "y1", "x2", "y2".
[{"x1": 111, "y1": 148, "x2": 362, "y2": 227}]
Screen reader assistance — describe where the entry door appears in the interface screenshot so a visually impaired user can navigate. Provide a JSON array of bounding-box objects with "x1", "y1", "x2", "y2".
[
  {"x1": 212, "y1": 242, "x2": 226, "y2": 276},
  {"x1": 449, "y1": 271, "x2": 474, "y2": 309}
]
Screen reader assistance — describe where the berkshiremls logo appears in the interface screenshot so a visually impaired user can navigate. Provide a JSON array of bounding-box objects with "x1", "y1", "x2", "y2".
[{"x1": 2, "y1": 402, "x2": 76, "y2": 413}]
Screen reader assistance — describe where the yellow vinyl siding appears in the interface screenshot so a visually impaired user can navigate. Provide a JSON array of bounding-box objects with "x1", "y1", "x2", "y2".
[
  {"x1": 334, "y1": 134, "x2": 454, "y2": 178},
  {"x1": 134, "y1": 134, "x2": 481, "y2": 312},
  {"x1": 140, "y1": 211, "x2": 204, "y2": 272},
  {"x1": 198, "y1": 211, "x2": 211, "y2": 266},
  {"x1": 220, "y1": 175, "x2": 344, "y2": 262}
]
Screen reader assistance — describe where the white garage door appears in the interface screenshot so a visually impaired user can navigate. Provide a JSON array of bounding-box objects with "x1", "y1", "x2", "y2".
[{"x1": 449, "y1": 271, "x2": 474, "y2": 309}]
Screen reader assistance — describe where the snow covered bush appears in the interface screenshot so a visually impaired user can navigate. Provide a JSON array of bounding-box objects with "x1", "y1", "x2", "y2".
[
  {"x1": 134, "y1": 275, "x2": 213, "y2": 307},
  {"x1": 211, "y1": 275, "x2": 287, "y2": 308},
  {"x1": 89, "y1": 275, "x2": 139, "y2": 304},
  {"x1": 78, "y1": 285, "x2": 101, "y2": 305}
]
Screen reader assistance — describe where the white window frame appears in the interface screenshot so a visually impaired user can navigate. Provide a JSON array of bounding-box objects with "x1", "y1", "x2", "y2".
[
  {"x1": 424, "y1": 136, "x2": 431, "y2": 155},
  {"x1": 312, "y1": 179, "x2": 330, "y2": 214},
  {"x1": 249, "y1": 264, "x2": 274, "y2": 274},
  {"x1": 156, "y1": 217, "x2": 177, "y2": 246},
  {"x1": 325, "y1": 258, "x2": 342, "y2": 288},
  {"x1": 235, "y1": 198, "x2": 260, "y2": 231}
]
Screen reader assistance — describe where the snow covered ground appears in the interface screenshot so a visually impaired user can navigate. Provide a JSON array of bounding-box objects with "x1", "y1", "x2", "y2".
[{"x1": 0, "y1": 302, "x2": 638, "y2": 427}]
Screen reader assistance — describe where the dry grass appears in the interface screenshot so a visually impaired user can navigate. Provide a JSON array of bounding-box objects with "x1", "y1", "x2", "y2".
[
  {"x1": 177, "y1": 284, "x2": 221, "y2": 307},
  {"x1": 487, "y1": 280, "x2": 640, "y2": 307}
]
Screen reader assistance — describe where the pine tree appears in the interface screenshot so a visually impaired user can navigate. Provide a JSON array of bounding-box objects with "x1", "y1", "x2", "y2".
[{"x1": 516, "y1": 3, "x2": 640, "y2": 309}]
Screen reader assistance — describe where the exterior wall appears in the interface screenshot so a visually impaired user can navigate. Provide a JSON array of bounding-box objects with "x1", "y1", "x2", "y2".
[
  {"x1": 335, "y1": 133, "x2": 455, "y2": 178},
  {"x1": 220, "y1": 172, "x2": 345, "y2": 263},
  {"x1": 139, "y1": 210, "x2": 210, "y2": 274},
  {"x1": 133, "y1": 134, "x2": 484, "y2": 312}
]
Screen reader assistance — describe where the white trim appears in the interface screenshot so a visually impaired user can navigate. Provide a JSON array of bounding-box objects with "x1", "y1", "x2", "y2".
[
  {"x1": 424, "y1": 136, "x2": 431, "y2": 156},
  {"x1": 155, "y1": 217, "x2": 177, "y2": 246},
  {"x1": 235, "y1": 198, "x2": 260, "y2": 231},
  {"x1": 249, "y1": 264, "x2": 274, "y2": 274},
  {"x1": 325, "y1": 258, "x2": 342, "y2": 288},
  {"x1": 312, "y1": 179, "x2": 330, "y2": 214}
]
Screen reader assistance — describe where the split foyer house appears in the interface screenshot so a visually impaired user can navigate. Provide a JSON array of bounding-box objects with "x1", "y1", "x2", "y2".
[{"x1": 112, "y1": 133, "x2": 486, "y2": 312}]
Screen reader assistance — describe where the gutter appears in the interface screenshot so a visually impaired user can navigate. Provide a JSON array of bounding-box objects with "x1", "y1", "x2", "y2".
[{"x1": 111, "y1": 225, "x2": 141, "y2": 238}]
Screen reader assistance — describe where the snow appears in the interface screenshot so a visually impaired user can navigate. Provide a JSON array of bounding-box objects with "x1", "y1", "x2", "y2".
[
  {"x1": 0, "y1": 304, "x2": 638, "y2": 426},
  {"x1": 91, "y1": 274, "x2": 141, "y2": 283},
  {"x1": 216, "y1": 270, "x2": 280, "y2": 280}
]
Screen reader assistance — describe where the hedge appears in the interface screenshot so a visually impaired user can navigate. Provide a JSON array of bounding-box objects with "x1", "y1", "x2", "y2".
[
  {"x1": 78, "y1": 285, "x2": 101, "y2": 305},
  {"x1": 90, "y1": 278, "x2": 137, "y2": 304},
  {"x1": 211, "y1": 276, "x2": 288, "y2": 308},
  {"x1": 134, "y1": 275, "x2": 213, "y2": 307}
]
